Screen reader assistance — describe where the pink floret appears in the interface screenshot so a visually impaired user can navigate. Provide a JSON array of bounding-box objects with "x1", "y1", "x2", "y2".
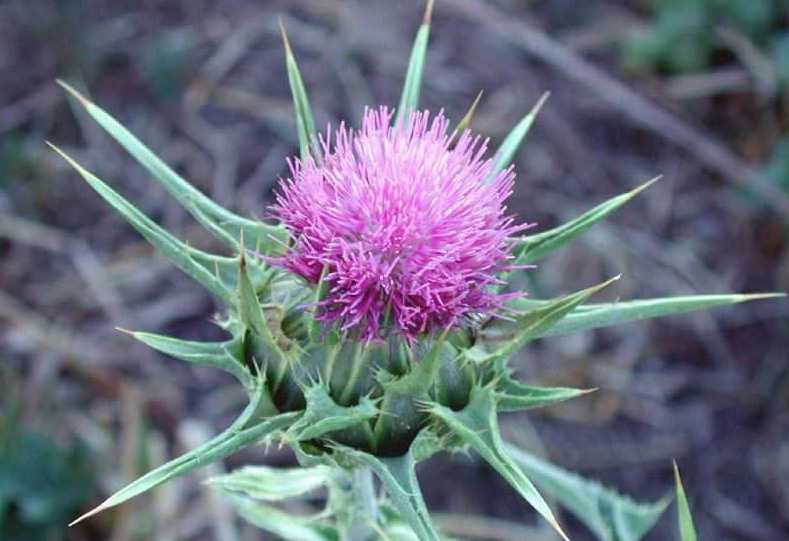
[{"x1": 270, "y1": 107, "x2": 527, "y2": 341}]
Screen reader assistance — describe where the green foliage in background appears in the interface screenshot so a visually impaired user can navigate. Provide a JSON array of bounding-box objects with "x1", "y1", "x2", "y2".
[
  {"x1": 626, "y1": 0, "x2": 789, "y2": 76},
  {"x1": 140, "y1": 29, "x2": 195, "y2": 102},
  {"x1": 0, "y1": 136, "x2": 36, "y2": 188},
  {"x1": 628, "y1": 1, "x2": 789, "y2": 200},
  {"x1": 0, "y1": 427, "x2": 93, "y2": 541},
  {"x1": 763, "y1": 136, "x2": 789, "y2": 194}
]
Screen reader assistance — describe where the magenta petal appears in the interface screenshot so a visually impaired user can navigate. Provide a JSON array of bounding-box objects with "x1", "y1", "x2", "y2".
[{"x1": 269, "y1": 107, "x2": 524, "y2": 341}]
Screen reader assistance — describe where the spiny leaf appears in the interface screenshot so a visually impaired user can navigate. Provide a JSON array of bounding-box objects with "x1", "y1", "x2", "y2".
[
  {"x1": 450, "y1": 90, "x2": 483, "y2": 142},
  {"x1": 208, "y1": 464, "x2": 331, "y2": 502},
  {"x1": 56, "y1": 80, "x2": 287, "y2": 254},
  {"x1": 227, "y1": 494, "x2": 337, "y2": 541},
  {"x1": 511, "y1": 177, "x2": 659, "y2": 265},
  {"x1": 238, "y1": 251, "x2": 289, "y2": 362},
  {"x1": 374, "y1": 333, "x2": 449, "y2": 451},
  {"x1": 69, "y1": 383, "x2": 299, "y2": 526},
  {"x1": 123, "y1": 330, "x2": 252, "y2": 388},
  {"x1": 286, "y1": 384, "x2": 378, "y2": 442},
  {"x1": 238, "y1": 254, "x2": 268, "y2": 337},
  {"x1": 383, "y1": 524, "x2": 421, "y2": 541},
  {"x1": 674, "y1": 462, "x2": 698, "y2": 541},
  {"x1": 48, "y1": 143, "x2": 234, "y2": 302},
  {"x1": 508, "y1": 292, "x2": 786, "y2": 338},
  {"x1": 495, "y1": 373, "x2": 593, "y2": 412},
  {"x1": 279, "y1": 20, "x2": 318, "y2": 162},
  {"x1": 427, "y1": 387, "x2": 568, "y2": 540},
  {"x1": 504, "y1": 442, "x2": 669, "y2": 541},
  {"x1": 409, "y1": 428, "x2": 446, "y2": 464},
  {"x1": 338, "y1": 445, "x2": 442, "y2": 541},
  {"x1": 471, "y1": 276, "x2": 621, "y2": 364},
  {"x1": 395, "y1": 0, "x2": 434, "y2": 125},
  {"x1": 487, "y1": 92, "x2": 549, "y2": 182},
  {"x1": 383, "y1": 331, "x2": 448, "y2": 396},
  {"x1": 377, "y1": 454, "x2": 439, "y2": 541}
]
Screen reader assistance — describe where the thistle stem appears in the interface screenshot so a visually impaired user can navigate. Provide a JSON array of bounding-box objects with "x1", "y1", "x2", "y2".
[{"x1": 347, "y1": 466, "x2": 378, "y2": 541}]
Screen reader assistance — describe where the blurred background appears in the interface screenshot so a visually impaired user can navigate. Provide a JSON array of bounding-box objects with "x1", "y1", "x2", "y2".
[{"x1": 1, "y1": 0, "x2": 788, "y2": 539}]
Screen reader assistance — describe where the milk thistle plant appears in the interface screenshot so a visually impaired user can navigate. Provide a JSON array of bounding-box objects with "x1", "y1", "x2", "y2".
[{"x1": 50, "y1": 3, "x2": 780, "y2": 540}]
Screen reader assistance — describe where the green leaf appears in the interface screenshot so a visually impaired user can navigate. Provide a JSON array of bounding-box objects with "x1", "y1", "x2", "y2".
[
  {"x1": 470, "y1": 276, "x2": 620, "y2": 365},
  {"x1": 56, "y1": 80, "x2": 287, "y2": 254},
  {"x1": 674, "y1": 462, "x2": 697, "y2": 541},
  {"x1": 238, "y1": 255, "x2": 268, "y2": 338},
  {"x1": 208, "y1": 464, "x2": 331, "y2": 501},
  {"x1": 69, "y1": 381, "x2": 299, "y2": 526},
  {"x1": 286, "y1": 384, "x2": 378, "y2": 442},
  {"x1": 428, "y1": 387, "x2": 568, "y2": 541},
  {"x1": 511, "y1": 177, "x2": 659, "y2": 265},
  {"x1": 450, "y1": 90, "x2": 483, "y2": 142},
  {"x1": 227, "y1": 494, "x2": 338, "y2": 541},
  {"x1": 383, "y1": 331, "x2": 448, "y2": 396},
  {"x1": 487, "y1": 92, "x2": 549, "y2": 182},
  {"x1": 337, "y1": 445, "x2": 441, "y2": 541},
  {"x1": 495, "y1": 373, "x2": 593, "y2": 412},
  {"x1": 48, "y1": 143, "x2": 234, "y2": 303},
  {"x1": 279, "y1": 21, "x2": 318, "y2": 162},
  {"x1": 409, "y1": 427, "x2": 447, "y2": 463},
  {"x1": 503, "y1": 442, "x2": 669, "y2": 541},
  {"x1": 513, "y1": 293, "x2": 786, "y2": 338},
  {"x1": 395, "y1": 0, "x2": 434, "y2": 125},
  {"x1": 374, "y1": 333, "x2": 449, "y2": 453},
  {"x1": 123, "y1": 330, "x2": 252, "y2": 388},
  {"x1": 238, "y1": 251, "x2": 289, "y2": 362},
  {"x1": 307, "y1": 266, "x2": 331, "y2": 343},
  {"x1": 383, "y1": 524, "x2": 421, "y2": 541}
]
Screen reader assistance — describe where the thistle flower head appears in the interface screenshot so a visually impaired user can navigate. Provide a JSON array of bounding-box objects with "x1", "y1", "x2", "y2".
[{"x1": 271, "y1": 107, "x2": 524, "y2": 340}]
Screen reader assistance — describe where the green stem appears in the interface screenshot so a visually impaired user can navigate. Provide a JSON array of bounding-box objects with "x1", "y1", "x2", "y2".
[{"x1": 347, "y1": 467, "x2": 378, "y2": 541}]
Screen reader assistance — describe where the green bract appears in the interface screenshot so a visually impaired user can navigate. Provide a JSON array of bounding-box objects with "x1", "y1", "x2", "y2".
[{"x1": 51, "y1": 3, "x2": 782, "y2": 540}]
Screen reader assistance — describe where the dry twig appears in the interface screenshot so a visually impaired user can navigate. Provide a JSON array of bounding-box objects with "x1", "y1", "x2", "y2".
[{"x1": 449, "y1": 0, "x2": 789, "y2": 216}]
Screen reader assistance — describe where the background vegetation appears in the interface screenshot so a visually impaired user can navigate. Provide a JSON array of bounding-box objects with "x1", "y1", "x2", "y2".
[{"x1": 1, "y1": 0, "x2": 787, "y2": 539}]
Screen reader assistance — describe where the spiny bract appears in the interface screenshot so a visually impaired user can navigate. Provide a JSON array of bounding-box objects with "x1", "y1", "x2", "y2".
[{"x1": 50, "y1": 2, "x2": 782, "y2": 540}]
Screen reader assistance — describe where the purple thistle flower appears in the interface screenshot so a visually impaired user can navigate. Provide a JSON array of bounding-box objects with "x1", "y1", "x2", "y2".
[{"x1": 270, "y1": 106, "x2": 527, "y2": 341}]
